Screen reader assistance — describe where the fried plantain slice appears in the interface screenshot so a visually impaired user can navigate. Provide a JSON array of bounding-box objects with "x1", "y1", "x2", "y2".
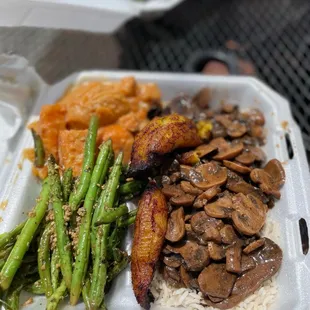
[
  {"x1": 131, "y1": 183, "x2": 168, "y2": 309},
  {"x1": 128, "y1": 114, "x2": 202, "y2": 175}
]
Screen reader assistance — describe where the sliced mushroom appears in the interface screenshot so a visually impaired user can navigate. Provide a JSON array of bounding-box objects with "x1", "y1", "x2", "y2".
[
  {"x1": 250, "y1": 159, "x2": 285, "y2": 199},
  {"x1": 208, "y1": 242, "x2": 226, "y2": 260},
  {"x1": 226, "y1": 245, "x2": 242, "y2": 273},
  {"x1": 162, "y1": 184, "x2": 184, "y2": 199},
  {"x1": 180, "y1": 181, "x2": 203, "y2": 195},
  {"x1": 170, "y1": 194, "x2": 196, "y2": 207},
  {"x1": 174, "y1": 241, "x2": 210, "y2": 271},
  {"x1": 231, "y1": 193, "x2": 267, "y2": 236},
  {"x1": 240, "y1": 255, "x2": 256, "y2": 273},
  {"x1": 242, "y1": 108, "x2": 265, "y2": 126},
  {"x1": 209, "y1": 296, "x2": 225, "y2": 303},
  {"x1": 191, "y1": 211, "x2": 224, "y2": 243},
  {"x1": 198, "y1": 264, "x2": 237, "y2": 299},
  {"x1": 227, "y1": 121, "x2": 247, "y2": 138},
  {"x1": 212, "y1": 122, "x2": 227, "y2": 138},
  {"x1": 179, "y1": 151, "x2": 200, "y2": 165},
  {"x1": 161, "y1": 175, "x2": 171, "y2": 185},
  {"x1": 163, "y1": 266, "x2": 183, "y2": 288},
  {"x1": 243, "y1": 238, "x2": 265, "y2": 254},
  {"x1": 204, "y1": 196, "x2": 233, "y2": 219},
  {"x1": 213, "y1": 142, "x2": 244, "y2": 161},
  {"x1": 165, "y1": 207, "x2": 185, "y2": 242},
  {"x1": 194, "y1": 162, "x2": 227, "y2": 190},
  {"x1": 162, "y1": 244, "x2": 172, "y2": 255},
  {"x1": 215, "y1": 114, "x2": 233, "y2": 128},
  {"x1": 195, "y1": 144, "x2": 218, "y2": 158},
  {"x1": 249, "y1": 124, "x2": 264, "y2": 139},
  {"x1": 193, "y1": 187, "x2": 221, "y2": 209},
  {"x1": 264, "y1": 159, "x2": 286, "y2": 185},
  {"x1": 248, "y1": 146, "x2": 266, "y2": 162},
  {"x1": 185, "y1": 223, "x2": 208, "y2": 245},
  {"x1": 180, "y1": 165, "x2": 204, "y2": 183},
  {"x1": 209, "y1": 137, "x2": 229, "y2": 151},
  {"x1": 205, "y1": 238, "x2": 282, "y2": 309},
  {"x1": 184, "y1": 214, "x2": 192, "y2": 222},
  {"x1": 204, "y1": 186, "x2": 222, "y2": 200},
  {"x1": 220, "y1": 225, "x2": 239, "y2": 244},
  {"x1": 223, "y1": 160, "x2": 251, "y2": 174},
  {"x1": 163, "y1": 254, "x2": 183, "y2": 268},
  {"x1": 235, "y1": 150, "x2": 256, "y2": 165},
  {"x1": 192, "y1": 88, "x2": 211, "y2": 109},
  {"x1": 226, "y1": 170, "x2": 268, "y2": 204},
  {"x1": 180, "y1": 265, "x2": 199, "y2": 289},
  {"x1": 170, "y1": 172, "x2": 181, "y2": 183},
  {"x1": 221, "y1": 103, "x2": 235, "y2": 114}
]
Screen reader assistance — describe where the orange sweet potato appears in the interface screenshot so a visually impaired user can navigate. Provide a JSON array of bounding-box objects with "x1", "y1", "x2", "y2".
[
  {"x1": 39, "y1": 104, "x2": 66, "y2": 161},
  {"x1": 62, "y1": 82, "x2": 130, "y2": 129},
  {"x1": 137, "y1": 83, "x2": 161, "y2": 104},
  {"x1": 117, "y1": 108, "x2": 149, "y2": 133},
  {"x1": 58, "y1": 130, "x2": 88, "y2": 176},
  {"x1": 98, "y1": 125, "x2": 134, "y2": 164},
  {"x1": 119, "y1": 76, "x2": 137, "y2": 97}
]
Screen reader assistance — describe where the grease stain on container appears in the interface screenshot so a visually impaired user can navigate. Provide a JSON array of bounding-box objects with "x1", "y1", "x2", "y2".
[
  {"x1": 281, "y1": 121, "x2": 289, "y2": 131},
  {"x1": 0, "y1": 200, "x2": 8, "y2": 210}
]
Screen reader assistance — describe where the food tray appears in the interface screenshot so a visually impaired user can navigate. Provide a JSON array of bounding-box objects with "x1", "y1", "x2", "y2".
[{"x1": 0, "y1": 71, "x2": 309, "y2": 310}]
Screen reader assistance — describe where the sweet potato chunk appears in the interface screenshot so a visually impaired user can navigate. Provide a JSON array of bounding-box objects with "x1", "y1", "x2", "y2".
[
  {"x1": 57, "y1": 82, "x2": 130, "y2": 129},
  {"x1": 58, "y1": 130, "x2": 87, "y2": 176},
  {"x1": 98, "y1": 125, "x2": 134, "y2": 163},
  {"x1": 136, "y1": 83, "x2": 161, "y2": 103},
  {"x1": 117, "y1": 108, "x2": 149, "y2": 133},
  {"x1": 39, "y1": 104, "x2": 66, "y2": 161}
]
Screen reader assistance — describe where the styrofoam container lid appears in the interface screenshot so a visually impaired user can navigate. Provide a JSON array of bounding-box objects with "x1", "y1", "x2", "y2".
[
  {"x1": 0, "y1": 67, "x2": 309, "y2": 309},
  {"x1": 0, "y1": 0, "x2": 184, "y2": 33}
]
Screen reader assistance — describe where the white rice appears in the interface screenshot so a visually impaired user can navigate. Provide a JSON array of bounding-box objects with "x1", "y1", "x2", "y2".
[{"x1": 150, "y1": 220, "x2": 280, "y2": 310}]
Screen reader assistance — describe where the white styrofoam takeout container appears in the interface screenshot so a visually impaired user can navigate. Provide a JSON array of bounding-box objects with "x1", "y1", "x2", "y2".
[
  {"x1": 0, "y1": 70, "x2": 310, "y2": 310},
  {"x1": 0, "y1": 0, "x2": 184, "y2": 33}
]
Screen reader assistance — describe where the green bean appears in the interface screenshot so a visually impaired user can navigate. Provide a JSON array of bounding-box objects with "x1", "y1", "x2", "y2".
[
  {"x1": 117, "y1": 209, "x2": 137, "y2": 228},
  {"x1": 0, "y1": 179, "x2": 50, "y2": 290},
  {"x1": 95, "y1": 151, "x2": 114, "y2": 202},
  {"x1": 91, "y1": 151, "x2": 114, "y2": 257},
  {"x1": 5, "y1": 283, "x2": 23, "y2": 310},
  {"x1": 107, "y1": 252, "x2": 130, "y2": 283},
  {"x1": 51, "y1": 248, "x2": 60, "y2": 292},
  {"x1": 31, "y1": 129, "x2": 45, "y2": 167},
  {"x1": 0, "y1": 246, "x2": 12, "y2": 260},
  {"x1": 89, "y1": 224, "x2": 109, "y2": 310},
  {"x1": 82, "y1": 277, "x2": 91, "y2": 310},
  {"x1": 25, "y1": 280, "x2": 44, "y2": 295},
  {"x1": 0, "y1": 221, "x2": 26, "y2": 250},
  {"x1": 46, "y1": 280, "x2": 67, "y2": 310},
  {"x1": 48, "y1": 155, "x2": 72, "y2": 290},
  {"x1": 70, "y1": 140, "x2": 111, "y2": 305},
  {"x1": 119, "y1": 180, "x2": 145, "y2": 196},
  {"x1": 38, "y1": 223, "x2": 53, "y2": 297},
  {"x1": 62, "y1": 168, "x2": 73, "y2": 204},
  {"x1": 95, "y1": 152, "x2": 123, "y2": 226},
  {"x1": 69, "y1": 116, "x2": 99, "y2": 212},
  {"x1": 97, "y1": 204, "x2": 128, "y2": 224}
]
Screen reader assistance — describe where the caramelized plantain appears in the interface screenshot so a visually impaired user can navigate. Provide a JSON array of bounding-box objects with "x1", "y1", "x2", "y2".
[
  {"x1": 131, "y1": 184, "x2": 168, "y2": 309},
  {"x1": 128, "y1": 114, "x2": 202, "y2": 175}
]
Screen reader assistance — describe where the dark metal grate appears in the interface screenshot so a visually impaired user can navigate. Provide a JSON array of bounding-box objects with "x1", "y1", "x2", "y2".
[{"x1": 117, "y1": 0, "x2": 310, "y2": 159}]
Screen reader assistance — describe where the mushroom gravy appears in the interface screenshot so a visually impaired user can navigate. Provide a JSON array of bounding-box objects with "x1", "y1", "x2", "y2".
[{"x1": 157, "y1": 93, "x2": 285, "y2": 309}]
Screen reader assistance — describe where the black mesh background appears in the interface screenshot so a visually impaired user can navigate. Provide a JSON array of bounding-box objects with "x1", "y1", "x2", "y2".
[{"x1": 117, "y1": 0, "x2": 310, "y2": 158}]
